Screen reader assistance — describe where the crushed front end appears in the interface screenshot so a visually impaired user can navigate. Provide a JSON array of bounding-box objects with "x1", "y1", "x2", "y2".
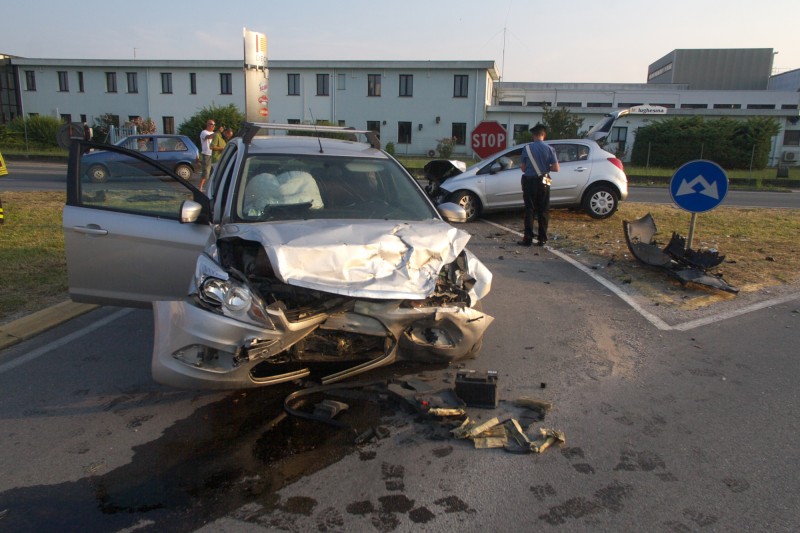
[{"x1": 152, "y1": 220, "x2": 493, "y2": 389}]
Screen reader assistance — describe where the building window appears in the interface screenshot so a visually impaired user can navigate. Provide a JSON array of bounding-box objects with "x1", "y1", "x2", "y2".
[
  {"x1": 556, "y1": 102, "x2": 581, "y2": 107},
  {"x1": 337, "y1": 73, "x2": 346, "y2": 90},
  {"x1": 713, "y1": 103, "x2": 741, "y2": 109},
  {"x1": 399, "y1": 74, "x2": 413, "y2": 97},
  {"x1": 513, "y1": 124, "x2": 529, "y2": 142},
  {"x1": 57, "y1": 71, "x2": 69, "y2": 92},
  {"x1": 80, "y1": 114, "x2": 87, "y2": 123},
  {"x1": 337, "y1": 120, "x2": 346, "y2": 126},
  {"x1": 163, "y1": 116, "x2": 175, "y2": 134},
  {"x1": 453, "y1": 75, "x2": 468, "y2": 98},
  {"x1": 527, "y1": 101, "x2": 552, "y2": 107},
  {"x1": 316, "y1": 74, "x2": 330, "y2": 96},
  {"x1": 366, "y1": 120, "x2": 381, "y2": 136},
  {"x1": 220, "y1": 73, "x2": 232, "y2": 95},
  {"x1": 680, "y1": 103, "x2": 707, "y2": 109},
  {"x1": 618, "y1": 103, "x2": 642, "y2": 108},
  {"x1": 746, "y1": 104, "x2": 775, "y2": 110},
  {"x1": 60, "y1": 114, "x2": 71, "y2": 123},
  {"x1": 650, "y1": 103, "x2": 676, "y2": 108},
  {"x1": 587, "y1": 102, "x2": 612, "y2": 108},
  {"x1": 25, "y1": 70, "x2": 36, "y2": 91},
  {"x1": 107, "y1": 114, "x2": 120, "y2": 127},
  {"x1": 77, "y1": 71, "x2": 84, "y2": 92},
  {"x1": 610, "y1": 126, "x2": 628, "y2": 143},
  {"x1": 648, "y1": 62, "x2": 673, "y2": 80},
  {"x1": 452, "y1": 123, "x2": 466, "y2": 145},
  {"x1": 161, "y1": 73, "x2": 173, "y2": 94},
  {"x1": 368, "y1": 74, "x2": 381, "y2": 97},
  {"x1": 126, "y1": 72, "x2": 138, "y2": 93},
  {"x1": 190, "y1": 73, "x2": 197, "y2": 94},
  {"x1": 105, "y1": 72, "x2": 117, "y2": 93},
  {"x1": 499, "y1": 101, "x2": 523, "y2": 106},
  {"x1": 781, "y1": 104, "x2": 798, "y2": 110},
  {"x1": 288, "y1": 74, "x2": 300, "y2": 95},
  {"x1": 784, "y1": 130, "x2": 800, "y2": 146},
  {"x1": 398, "y1": 121, "x2": 412, "y2": 144}
]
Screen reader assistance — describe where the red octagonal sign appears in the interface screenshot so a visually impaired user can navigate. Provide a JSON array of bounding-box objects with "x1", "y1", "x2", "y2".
[{"x1": 471, "y1": 121, "x2": 508, "y2": 159}]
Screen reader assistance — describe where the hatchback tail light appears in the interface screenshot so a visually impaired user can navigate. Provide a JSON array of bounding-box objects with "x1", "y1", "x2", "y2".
[{"x1": 608, "y1": 157, "x2": 624, "y2": 171}]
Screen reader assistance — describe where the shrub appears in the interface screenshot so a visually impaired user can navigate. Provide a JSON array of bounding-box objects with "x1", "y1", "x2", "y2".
[
  {"x1": 178, "y1": 103, "x2": 245, "y2": 148},
  {"x1": 5, "y1": 115, "x2": 63, "y2": 148},
  {"x1": 436, "y1": 137, "x2": 457, "y2": 158},
  {"x1": 385, "y1": 142, "x2": 395, "y2": 155}
]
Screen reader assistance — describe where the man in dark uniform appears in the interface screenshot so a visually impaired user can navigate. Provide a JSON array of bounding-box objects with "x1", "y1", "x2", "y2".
[{"x1": 518, "y1": 124, "x2": 559, "y2": 247}]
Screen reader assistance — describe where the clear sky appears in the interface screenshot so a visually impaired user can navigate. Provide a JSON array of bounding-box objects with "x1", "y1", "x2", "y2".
[{"x1": 3, "y1": 0, "x2": 798, "y2": 83}]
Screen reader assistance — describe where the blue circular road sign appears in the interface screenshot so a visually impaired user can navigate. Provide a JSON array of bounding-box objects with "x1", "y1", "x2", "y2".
[{"x1": 669, "y1": 160, "x2": 729, "y2": 213}]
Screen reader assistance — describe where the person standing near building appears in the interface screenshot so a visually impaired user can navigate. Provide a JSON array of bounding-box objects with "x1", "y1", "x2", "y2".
[
  {"x1": 518, "y1": 124, "x2": 559, "y2": 247},
  {"x1": 199, "y1": 119, "x2": 216, "y2": 187}
]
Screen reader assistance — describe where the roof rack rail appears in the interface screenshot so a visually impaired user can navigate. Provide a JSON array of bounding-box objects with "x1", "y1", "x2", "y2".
[{"x1": 239, "y1": 122, "x2": 381, "y2": 150}]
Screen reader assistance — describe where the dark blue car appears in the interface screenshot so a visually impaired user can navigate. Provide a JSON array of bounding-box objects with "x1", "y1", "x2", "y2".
[{"x1": 83, "y1": 134, "x2": 200, "y2": 182}]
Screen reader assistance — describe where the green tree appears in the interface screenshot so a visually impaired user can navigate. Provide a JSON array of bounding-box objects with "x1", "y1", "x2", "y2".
[
  {"x1": 178, "y1": 103, "x2": 246, "y2": 148},
  {"x1": 541, "y1": 105, "x2": 585, "y2": 140},
  {"x1": 124, "y1": 116, "x2": 157, "y2": 134}
]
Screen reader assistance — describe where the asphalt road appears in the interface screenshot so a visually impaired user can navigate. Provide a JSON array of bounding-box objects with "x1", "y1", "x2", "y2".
[
  {"x1": 3, "y1": 160, "x2": 800, "y2": 210},
  {"x1": 1, "y1": 221, "x2": 798, "y2": 531}
]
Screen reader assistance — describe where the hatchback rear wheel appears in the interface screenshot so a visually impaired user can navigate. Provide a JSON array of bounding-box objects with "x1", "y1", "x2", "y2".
[
  {"x1": 175, "y1": 164, "x2": 193, "y2": 180},
  {"x1": 582, "y1": 185, "x2": 619, "y2": 219}
]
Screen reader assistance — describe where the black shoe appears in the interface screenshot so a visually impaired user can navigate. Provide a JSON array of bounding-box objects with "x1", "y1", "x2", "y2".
[
  {"x1": 517, "y1": 238, "x2": 532, "y2": 247},
  {"x1": 536, "y1": 239, "x2": 546, "y2": 247}
]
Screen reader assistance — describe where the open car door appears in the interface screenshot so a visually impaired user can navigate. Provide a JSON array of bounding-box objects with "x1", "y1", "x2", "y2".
[{"x1": 63, "y1": 140, "x2": 212, "y2": 308}]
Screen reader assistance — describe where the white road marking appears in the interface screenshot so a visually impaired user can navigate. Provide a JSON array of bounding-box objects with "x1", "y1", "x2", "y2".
[
  {"x1": 482, "y1": 219, "x2": 800, "y2": 331},
  {"x1": 0, "y1": 308, "x2": 133, "y2": 374}
]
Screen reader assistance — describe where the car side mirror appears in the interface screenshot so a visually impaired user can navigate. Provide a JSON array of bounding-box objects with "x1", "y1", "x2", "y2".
[
  {"x1": 180, "y1": 200, "x2": 206, "y2": 224},
  {"x1": 436, "y1": 202, "x2": 468, "y2": 223},
  {"x1": 489, "y1": 162, "x2": 502, "y2": 174}
]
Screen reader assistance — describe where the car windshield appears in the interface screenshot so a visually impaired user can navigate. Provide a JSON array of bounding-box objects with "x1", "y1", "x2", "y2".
[{"x1": 234, "y1": 154, "x2": 438, "y2": 222}]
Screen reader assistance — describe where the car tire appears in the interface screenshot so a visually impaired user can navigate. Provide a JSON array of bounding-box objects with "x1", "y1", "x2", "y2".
[
  {"x1": 582, "y1": 185, "x2": 619, "y2": 219},
  {"x1": 87, "y1": 165, "x2": 109, "y2": 183},
  {"x1": 175, "y1": 164, "x2": 193, "y2": 180},
  {"x1": 451, "y1": 190, "x2": 481, "y2": 222}
]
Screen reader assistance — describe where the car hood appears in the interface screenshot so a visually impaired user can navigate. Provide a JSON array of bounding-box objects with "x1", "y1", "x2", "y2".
[
  {"x1": 218, "y1": 219, "x2": 489, "y2": 300},
  {"x1": 423, "y1": 159, "x2": 466, "y2": 185}
]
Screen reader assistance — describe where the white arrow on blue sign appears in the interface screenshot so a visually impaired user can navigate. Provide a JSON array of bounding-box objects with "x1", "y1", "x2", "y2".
[{"x1": 669, "y1": 160, "x2": 729, "y2": 213}]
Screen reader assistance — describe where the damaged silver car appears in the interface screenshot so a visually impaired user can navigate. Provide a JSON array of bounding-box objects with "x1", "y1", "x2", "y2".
[{"x1": 64, "y1": 123, "x2": 493, "y2": 389}]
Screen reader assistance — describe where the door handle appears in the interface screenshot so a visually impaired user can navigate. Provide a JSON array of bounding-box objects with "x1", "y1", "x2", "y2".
[
  {"x1": 575, "y1": 167, "x2": 588, "y2": 172},
  {"x1": 72, "y1": 225, "x2": 109, "y2": 236}
]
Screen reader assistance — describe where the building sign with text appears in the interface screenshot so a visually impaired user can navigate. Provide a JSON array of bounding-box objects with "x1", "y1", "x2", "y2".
[{"x1": 243, "y1": 28, "x2": 269, "y2": 122}]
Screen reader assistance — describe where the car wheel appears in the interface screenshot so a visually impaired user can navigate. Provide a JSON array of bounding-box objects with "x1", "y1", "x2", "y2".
[
  {"x1": 175, "y1": 164, "x2": 193, "y2": 180},
  {"x1": 87, "y1": 165, "x2": 109, "y2": 183},
  {"x1": 582, "y1": 185, "x2": 619, "y2": 219},
  {"x1": 451, "y1": 191, "x2": 481, "y2": 222}
]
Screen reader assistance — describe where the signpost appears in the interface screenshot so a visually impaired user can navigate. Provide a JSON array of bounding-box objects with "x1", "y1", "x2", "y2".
[
  {"x1": 669, "y1": 159, "x2": 729, "y2": 248},
  {"x1": 470, "y1": 121, "x2": 507, "y2": 159}
]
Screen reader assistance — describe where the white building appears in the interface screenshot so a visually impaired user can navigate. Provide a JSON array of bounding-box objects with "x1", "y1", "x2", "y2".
[{"x1": 2, "y1": 54, "x2": 799, "y2": 165}]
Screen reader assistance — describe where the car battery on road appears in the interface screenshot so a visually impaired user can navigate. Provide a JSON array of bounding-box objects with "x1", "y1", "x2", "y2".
[{"x1": 455, "y1": 370, "x2": 499, "y2": 408}]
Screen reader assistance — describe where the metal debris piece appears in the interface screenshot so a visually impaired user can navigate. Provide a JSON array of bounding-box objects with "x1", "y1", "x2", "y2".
[
  {"x1": 428, "y1": 408, "x2": 467, "y2": 418},
  {"x1": 531, "y1": 428, "x2": 566, "y2": 453},
  {"x1": 313, "y1": 399, "x2": 349, "y2": 419},
  {"x1": 623, "y1": 213, "x2": 738, "y2": 293},
  {"x1": 513, "y1": 396, "x2": 553, "y2": 413}
]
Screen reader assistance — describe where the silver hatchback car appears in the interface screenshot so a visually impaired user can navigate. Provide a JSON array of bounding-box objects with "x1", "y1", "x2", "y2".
[
  {"x1": 64, "y1": 123, "x2": 493, "y2": 390},
  {"x1": 425, "y1": 139, "x2": 628, "y2": 221}
]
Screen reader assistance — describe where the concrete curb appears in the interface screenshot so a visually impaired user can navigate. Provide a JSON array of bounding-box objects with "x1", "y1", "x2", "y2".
[{"x1": 0, "y1": 301, "x2": 99, "y2": 350}]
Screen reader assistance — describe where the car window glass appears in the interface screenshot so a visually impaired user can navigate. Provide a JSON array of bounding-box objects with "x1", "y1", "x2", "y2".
[
  {"x1": 484, "y1": 148, "x2": 522, "y2": 174},
  {"x1": 157, "y1": 137, "x2": 187, "y2": 152},
  {"x1": 551, "y1": 143, "x2": 584, "y2": 163},
  {"x1": 233, "y1": 154, "x2": 436, "y2": 222},
  {"x1": 78, "y1": 146, "x2": 193, "y2": 218}
]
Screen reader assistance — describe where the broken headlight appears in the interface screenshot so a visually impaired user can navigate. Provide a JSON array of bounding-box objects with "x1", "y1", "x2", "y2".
[{"x1": 194, "y1": 254, "x2": 275, "y2": 329}]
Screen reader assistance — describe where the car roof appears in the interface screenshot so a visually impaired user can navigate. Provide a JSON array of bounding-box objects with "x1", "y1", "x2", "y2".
[{"x1": 244, "y1": 135, "x2": 388, "y2": 159}]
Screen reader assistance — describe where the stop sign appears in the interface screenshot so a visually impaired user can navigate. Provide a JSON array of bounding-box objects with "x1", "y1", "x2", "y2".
[{"x1": 471, "y1": 121, "x2": 508, "y2": 159}]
